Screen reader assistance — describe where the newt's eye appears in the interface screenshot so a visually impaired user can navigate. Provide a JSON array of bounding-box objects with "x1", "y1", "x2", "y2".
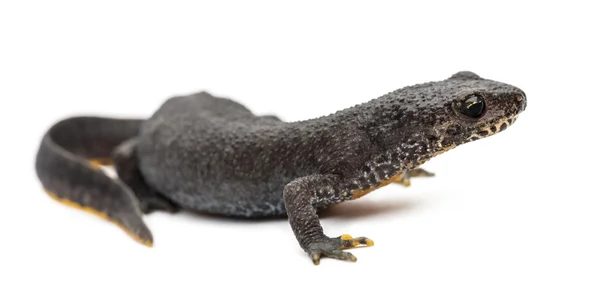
[{"x1": 460, "y1": 95, "x2": 486, "y2": 118}]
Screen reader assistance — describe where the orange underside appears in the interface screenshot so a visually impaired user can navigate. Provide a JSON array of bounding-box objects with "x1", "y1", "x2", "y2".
[
  {"x1": 43, "y1": 188, "x2": 152, "y2": 247},
  {"x1": 351, "y1": 172, "x2": 405, "y2": 200},
  {"x1": 88, "y1": 158, "x2": 114, "y2": 169}
]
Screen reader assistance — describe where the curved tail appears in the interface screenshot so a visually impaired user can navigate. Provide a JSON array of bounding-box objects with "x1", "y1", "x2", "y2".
[{"x1": 35, "y1": 116, "x2": 153, "y2": 246}]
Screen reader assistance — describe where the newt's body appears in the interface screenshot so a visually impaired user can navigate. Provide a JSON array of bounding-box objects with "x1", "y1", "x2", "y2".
[{"x1": 35, "y1": 71, "x2": 526, "y2": 264}]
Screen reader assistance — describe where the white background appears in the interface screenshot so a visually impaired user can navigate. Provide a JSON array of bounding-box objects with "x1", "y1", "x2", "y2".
[{"x1": 1, "y1": 1, "x2": 599, "y2": 294}]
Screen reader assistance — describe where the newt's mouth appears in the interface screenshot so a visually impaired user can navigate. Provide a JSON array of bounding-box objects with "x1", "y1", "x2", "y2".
[{"x1": 467, "y1": 115, "x2": 519, "y2": 142}]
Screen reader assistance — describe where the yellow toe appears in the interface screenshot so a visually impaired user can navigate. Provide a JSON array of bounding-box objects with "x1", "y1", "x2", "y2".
[{"x1": 340, "y1": 234, "x2": 353, "y2": 240}]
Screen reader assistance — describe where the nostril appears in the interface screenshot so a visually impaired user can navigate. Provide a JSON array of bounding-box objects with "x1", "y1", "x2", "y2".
[
  {"x1": 520, "y1": 98, "x2": 527, "y2": 111},
  {"x1": 515, "y1": 93, "x2": 527, "y2": 112}
]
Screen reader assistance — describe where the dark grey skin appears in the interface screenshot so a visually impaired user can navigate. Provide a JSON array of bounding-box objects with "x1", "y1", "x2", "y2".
[{"x1": 35, "y1": 71, "x2": 527, "y2": 264}]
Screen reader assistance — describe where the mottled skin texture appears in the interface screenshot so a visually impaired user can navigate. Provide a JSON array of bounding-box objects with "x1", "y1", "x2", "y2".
[{"x1": 35, "y1": 71, "x2": 526, "y2": 264}]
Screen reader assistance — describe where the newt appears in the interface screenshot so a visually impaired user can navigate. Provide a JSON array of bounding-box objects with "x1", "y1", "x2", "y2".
[{"x1": 35, "y1": 71, "x2": 527, "y2": 264}]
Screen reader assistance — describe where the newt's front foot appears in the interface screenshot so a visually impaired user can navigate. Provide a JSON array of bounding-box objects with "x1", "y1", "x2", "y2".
[
  {"x1": 307, "y1": 234, "x2": 374, "y2": 265},
  {"x1": 395, "y1": 168, "x2": 435, "y2": 187}
]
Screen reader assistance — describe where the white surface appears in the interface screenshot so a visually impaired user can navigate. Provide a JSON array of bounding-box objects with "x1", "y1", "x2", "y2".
[{"x1": 1, "y1": 1, "x2": 599, "y2": 294}]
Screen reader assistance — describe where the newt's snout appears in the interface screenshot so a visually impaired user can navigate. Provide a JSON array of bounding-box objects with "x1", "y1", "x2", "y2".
[
  {"x1": 516, "y1": 93, "x2": 527, "y2": 113},
  {"x1": 465, "y1": 90, "x2": 526, "y2": 143}
]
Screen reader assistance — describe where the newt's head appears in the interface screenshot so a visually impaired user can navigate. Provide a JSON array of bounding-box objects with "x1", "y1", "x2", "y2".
[
  {"x1": 425, "y1": 71, "x2": 527, "y2": 151},
  {"x1": 363, "y1": 71, "x2": 527, "y2": 164}
]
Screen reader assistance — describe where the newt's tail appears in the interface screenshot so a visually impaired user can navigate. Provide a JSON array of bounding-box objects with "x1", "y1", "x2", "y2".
[{"x1": 35, "y1": 116, "x2": 153, "y2": 246}]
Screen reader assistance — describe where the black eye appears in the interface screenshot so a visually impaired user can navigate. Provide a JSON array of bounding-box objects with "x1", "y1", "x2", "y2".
[{"x1": 460, "y1": 95, "x2": 486, "y2": 118}]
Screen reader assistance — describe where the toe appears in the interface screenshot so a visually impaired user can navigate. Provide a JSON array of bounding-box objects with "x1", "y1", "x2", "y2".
[
  {"x1": 310, "y1": 251, "x2": 322, "y2": 265},
  {"x1": 307, "y1": 235, "x2": 373, "y2": 265},
  {"x1": 410, "y1": 168, "x2": 435, "y2": 177},
  {"x1": 340, "y1": 235, "x2": 375, "y2": 249},
  {"x1": 322, "y1": 250, "x2": 357, "y2": 262}
]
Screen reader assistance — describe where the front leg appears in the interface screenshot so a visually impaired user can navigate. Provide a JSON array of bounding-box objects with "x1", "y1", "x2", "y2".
[{"x1": 283, "y1": 174, "x2": 374, "y2": 265}]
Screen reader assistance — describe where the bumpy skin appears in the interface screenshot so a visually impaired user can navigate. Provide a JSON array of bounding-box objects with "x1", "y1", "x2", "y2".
[{"x1": 35, "y1": 71, "x2": 526, "y2": 264}]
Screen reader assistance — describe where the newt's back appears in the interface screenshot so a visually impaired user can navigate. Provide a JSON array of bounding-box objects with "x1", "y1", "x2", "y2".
[{"x1": 136, "y1": 92, "x2": 309, "y2": 216}]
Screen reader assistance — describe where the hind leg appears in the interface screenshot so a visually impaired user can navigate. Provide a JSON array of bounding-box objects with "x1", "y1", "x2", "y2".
[{"x1": 113, "y1": 138, "x2": 180, "y2": 214}]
